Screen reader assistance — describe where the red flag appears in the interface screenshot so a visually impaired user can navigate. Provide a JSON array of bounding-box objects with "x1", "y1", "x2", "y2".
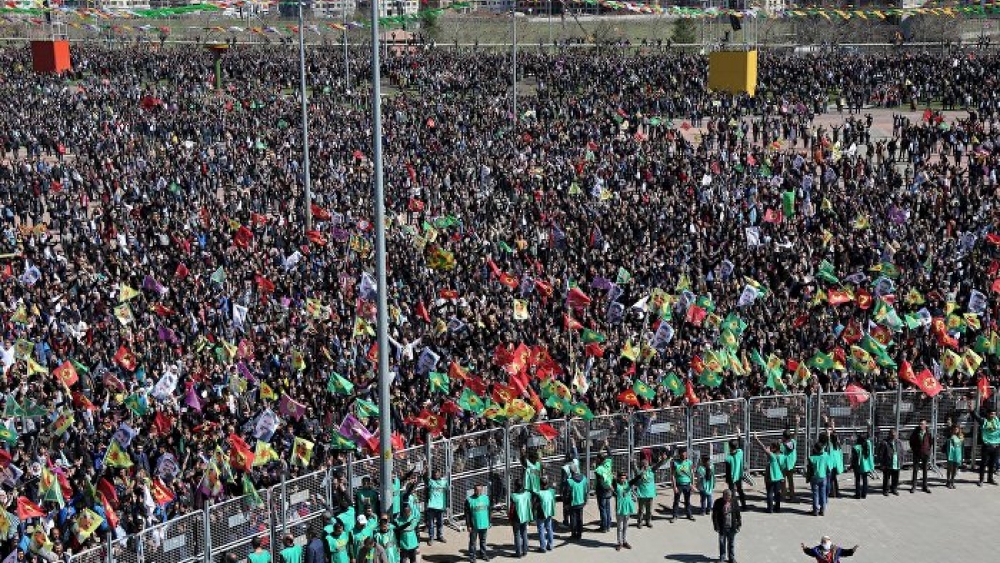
[
  {"x1": 407, "y1": 199, "x2": 425, "y2": 212},
  {"x1": 465, "y1": 376, "x2": 487, "y2": 397},
  {"x1": 493, "y1": 344, "x2": 514, "y2": 367},
  {"x1": 684, "y1": 379, "x2": 700, "y2": 405},
  {"x1": 992, "y1": 278, "x2": 1000, "y2": 294},
  {"x1": 584, "y1": 343, "x2": 605, "y2": 357},
  {"x1": 255, "y1": 275, "x2": 276, "y2": 293},
  {"x1": 113, "y1": 345, "x2": 137, "y2": 372},
  {"x1": 855, "y1": 289, "x2": 873, "y2": 310},
  {"x1": 828, "y1": 290, "x2": 853, "y2": 306},
  {"x1": 175, "y1": 263, "x2": 190, "y2": 279},
  {"x1": 17, "y1": 496, "x2": 46, "y2": 520},
  {"x1": 763, "y1": 208, "x2": 783, "y2": 223},
  {"x1": 72, "y1": 391, "x2": 98, "y2": 411},
  {"x1": 563, "y1": 314, "x2": 583, "y2": 331},
  {"x1": 440, "y1": 400, "x2": 461, "y2": 415},
  {"x1": 0, "y1": 449, "x2": 10, "y2": 469},
  {"x1": 98, "y1": 491, "x2": 119, "y2": 530},
  {"x1": 978, "y1": 375, "x2": 993, "y2": 403},
  {"x1": 567, "y1": 287, "x2": 592, "y2": 310},
  {"x1": 97, "y1": 477, "x2": 119, "y2": 507},
  {"x1": 391, "y1": 432, "x2": 406, "y2": 451},
  {"x1": 498, "y1": 272, "x2": 519, "y2": 290},
  {"x1": 366, "y1": 342, "x2": 378, "y2": 363},
  {"x1": 448, "y1": 361, "x2": 469, "y2": 382},
  {"x1": 250, "y1": 212, "x2": 269, "y2": 225},
  {"x1": 153, "y1": 412, "x2": 174, "y2": 435},
  {"x1": 842, "y1": 322, "x2": 863, "y2": 344},
  {"x1": 899, "y1": 361, "x2": 917, "y2": 386},
  {"x1": 690, "y1": 355, "x2": 706, "y2": 374},
  {"x1": 305, "y1": 230, "x2": 328, "y2": 246},
  {"x1": 415, "y1": 301, "x2": 430, "y2": 323},
  {"x1": 535, "y1": 423, "x2": 559, "y2": 441},
  {"x1": 534, "y1": 279, "x2": 554, "y2": 298},
  {"x1": 150, "y1": 479, "x2": 175, "y2": 506},
  {"x1": 411, "y1": 409, "x2": 443, "y2": 436},
  {"x1": 310, "y1": 204, "x2": 332, "y2": 221},
  {"x1": 617, "y1": 389, "x2": 640, "y2": 407},
  {"x1": 792, "y1": 314, "x2": 809, "y2": 329},
  {"x1": 439, "y1": 289, "x2": 459, "y2": 300},
  {"x1": 486, "y1": 259, "x2": 502, "y2": 278},
  {"x1": 53, "y1": 361, "x2": 79, "y2": 388},
  {"x1": 228, "y1": 433, "x2": 256, "y2": 473},
  {"x1": 151, "y1": 303, "x2": 176, "y2": 316},
  {"x1": 492, "y1": 384, "x2": 518, "y2": 405},
  {"x1": 987, "y1": 233, "x2": 1000, "y2": 246},
  {"x1": 685, "y1": 305, "x2": 707, "y2": 325},
  {"x1": 233, "y1": 225, "x2": 254, "y2": 248},
  {"x1": 914, "y1": 368, "x2": 943, "y2": 398},
  {"x1": 844, "y1": 384, "x2": 870, "y2": 406}
]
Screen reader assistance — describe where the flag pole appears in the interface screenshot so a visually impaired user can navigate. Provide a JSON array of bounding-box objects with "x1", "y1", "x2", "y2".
[
  {"x1": 298, "y1": 0, "x2": 314, "y2": 231},
  {"x1": 370, "y1": 0, "x2": 394, "y2": 517}
]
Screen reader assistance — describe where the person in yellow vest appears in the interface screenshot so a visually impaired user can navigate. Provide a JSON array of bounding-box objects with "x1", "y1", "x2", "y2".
[{"x1": 464, "y1": 484, "x2": 491, "y2": 563}]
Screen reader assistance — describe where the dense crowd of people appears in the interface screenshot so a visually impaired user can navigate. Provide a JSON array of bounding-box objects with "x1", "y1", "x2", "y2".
[{"x1": 0, "y1": 41, "x2": 999, "y2": 563}]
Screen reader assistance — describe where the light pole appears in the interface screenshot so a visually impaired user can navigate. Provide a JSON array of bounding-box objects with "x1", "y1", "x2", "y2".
[
  {"x1": 298, "y1": 0, "x2": 314, "y2": 230},
  {"x1": 343, "y1": 6, "x2": 350, "y2": 92},
  {"x1": 369, "y1": 0, "x2": 394, "y2": 517},
  {"x1": 511, "y1": 8, "x2": 517, "y2": 123}
]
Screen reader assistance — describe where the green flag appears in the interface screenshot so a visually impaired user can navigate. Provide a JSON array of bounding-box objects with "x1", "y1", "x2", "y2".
[
  {"x1": 428, "y1": 371, "x2": 450, "y2": 393},
  {"x1": 765, "y1": 370, "x2": 787, "y2": 393},
  {"x1": 718, "y1": 329, "x2": 740, "y2": 350},
  {"x1": 243, "y1": 474, "x2": 263, "y2": 507},
  {"x1": 616, "y1": 267, "x2": 632, "y2": 285},
  {"x1": 580, "y1": 329, "x2": 606, "y2": 344},
  {"x1": 782, "y1": 190, "x2": 796, "y2": 217},
  {"x1": 633, "y1": 380, "x2": 655, "y2": 401},
  {"x1": 699, "y1": 371, "x2": 724, "y2": 388},
  {"x1": 70, "y1": 358, "x2": 90, "y2": 374},
  {"x1": 3, "y1": 395, "x2": 24, "y2": 418},
  {"x1": 330, "y1": 431, "x2": 359, "y2": 451},
  {"x1": 661, "y1": 372, "x2": 684, "y2": 397},
  {"x1": 458, "y1": 388, "x2": 485, "y2": 415},
  {"x1": 210, "y1": 266, "x2": 226, "y2": 284},
  {"x1": 0, "y1": 425, "x2": 18, "y2": 446},
  {"x1": 571, "y1": 402, "x2": 595, "y2": 422},
  {"x1": 327, "y1": 371, "x2": 355, "y2": 395},
  {"x1": 545, "y1": 395, "x2": 572, "y2": 413},
  {"x1": 124, "y1": 393, "x2": 149, "y2": 417},
  {"x1": 498, "y1": 241, "x2": 514, "y2": 253},
  {"x1": 808, "y1": 352, "x2": 835, "y2": 371},
  {"x1": 355, "y1": 398, "x2": 380, "y2": 418},
  {"x1": 722, "y1": 312, "x2": 747, "y2": 336},
  {"x1": 816, "y1": 260, "x2": 840, "y2": 284}
]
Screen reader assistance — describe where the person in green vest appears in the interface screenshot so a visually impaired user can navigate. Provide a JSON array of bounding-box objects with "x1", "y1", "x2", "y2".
[
  {"x1": 279, "y1": 534, "x2": 303, "y2": 563},
  {"x1": 373, "y1": 514, "x2": 400, "y2": 563},
  {"x1": 464, "y1": 484, "x2": 491, "y2": 563},
  {"x1": 850, "y1": 432, "x2": 875, "y2": 499},
  {"x1": 508, "y1": 480, "x2": 533, "y2": 557},
  {"x1": 520, "y1": 447, "x2": 543, "y2": 494},
  {"x1": 324, "y1": 521, "x2": 351, "y2": 563},
  {"x1": 821, "y1": 421, "x2": 843, "y2": 499},
  {"x1": 390, "y1": 469, "x2": 417, "y2": 518},
  {"x1": 356, "y1": 536, "x2": 388, "y2": 563},
  {"x1": 970, "y1": 406, "x2": 1000, "y2": 486},
  {"x1": 350, "y1": 515, "x2": 375, "y2": 562},
  {"x1": 393, "y1": 503, "x2": 420, "y2": 563},
  {"x1": 807, "y1": 442, "x2": 829, "y2": 516},
  {"x1": 424, "y1": 469, "x2": 448, "y2": 545},
  {"x1": 945, "y1": 424, "x2": 964, "y2": 489},
  {"x1": 612, "y1": 471, "x2": 642, "y2": 551},
  {"x1": 565, "y1": 468, "x2": 588, "y2": 540},
  {"x1": 559, "y1": 447, "x2": 580, "y2": 528},
  {"x1": 696, "y1": 454, "x2": 715, "y2": 516},
  {"x1": 753, "y1": 434, "x2": 785, "y2": 513},
  {"x1": 669, "y1": 447, "x2": 696, "y2": 522},
  {"x1": 633, "y1": 450, "x2": 667, "y2": 528},
  {"x1": 724, "y1": 436, "x2": 747, "y2": 510},
  {"x1": 248, "y1": 536, "x2": 271, "y2": 563},
  {"x1": 532, "y1": 477, "x2": 556, "y2": 552},
  {"x1": 593, "y1": 449, "x2": 614, "y2": 533},
  {"x1": 355, "y1": 477, "x2": 380, "y2": 515},
  {"x1": 781, "y1": 429, "x2": 797, "y2": 502}
]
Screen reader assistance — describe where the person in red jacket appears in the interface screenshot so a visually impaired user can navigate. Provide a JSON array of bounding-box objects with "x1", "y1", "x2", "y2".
[{"x1": 801, "y1": 536, "x2": 858, "y2": 563}]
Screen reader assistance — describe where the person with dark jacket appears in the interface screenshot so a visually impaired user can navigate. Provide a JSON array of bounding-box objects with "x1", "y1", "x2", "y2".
[
  {"x1": 908, "y1": 420, "x2": 933, "y2": 493},
  {"x1": 356, "y1": 537, "x2": 389, "y2": 563},
  {"x1": 304, "y1": 528, "x2": 327, "y2": 563},
  {"x1": 711, "y1": 489, "x2": 741, "y2": 563},
  {"x1": 879, "y1": 429, "x2": 903, "y2": 495},
  {"x1": 801, "y1": 536, "x2": 858, "y2": 562}
]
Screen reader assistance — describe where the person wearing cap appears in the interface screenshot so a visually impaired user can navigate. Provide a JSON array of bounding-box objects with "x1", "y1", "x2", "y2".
[
  {"x1": 248, "y1": 537, "x2": 271, "y2": 563},
  {"x1": 711, "y1": 489, "x2": 741, "y2": 563},
  {"x1": 279, "y1": 534, "x2": 303, "y2": 563},
  {"x1": 356, "y1": 536, "x2": 388, "y2": 563},
  {"x1": 800, "y1": 536, "x2": 859, "y2": 563},
  {"x1": 372, "y1": 514, "x2": 400, "y2": 563},
  {"x1": 350, "y1": 515, "x2": 374, "y2": 562},
  {"x1": 464, "y1": 484, "x2": 491, "y2": 563},
  {"x1": 393, "y1": 503, "x2": 420, "y2": 563},
  {"x1": 323, "y1": 521, "x2": 350, "y2": 563},
  {"x1": 970, "y1": 406, "x2": 1000, "y2": 486}
]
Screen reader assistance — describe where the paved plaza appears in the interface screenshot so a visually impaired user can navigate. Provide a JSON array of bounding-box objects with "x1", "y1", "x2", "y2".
[{"x1": 422, "y1": 470, "x2": 998, "y2": 562}]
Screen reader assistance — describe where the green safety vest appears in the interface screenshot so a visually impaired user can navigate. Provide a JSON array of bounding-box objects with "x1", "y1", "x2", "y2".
[
  {"x1": 511, "y1": 491, "x2": 533, "y2": 523},
  {"x1": 467, "y1": 494, "x2": 491, "y2": 530},
  {"x1": 374, "y1": 530, "x2": 399, "y2": 563},
  {"x1": 279, "y1": 545, "x2": 302, "y2": 563},
  {"x1": 567, "y1": 476, "x2": 588, "y2": 506},
  {"x1": 767, "y1": 453, "x2": 785, "y2": 483},
  {"x1": 613, "y1": 482, "x2": 636, "y2": 516},
  {"x1": 391, "y1": 477, "x2": 402, "y2": 515},
  {"x1": 781, "y1": 440, "x2": 797, "y2": 470},
  {"x1": 394, "y1": 513, "x2": 420, "y2": 550},
  {"x1": 726, "y1": 449, "x2": 743, "y2": 482},
  {"x1": 809, "y1": 454, "x2": 829, "y2": 483},
  {"x1": 427, "y1": 478, "x2": 447, "y2": 511},
  {"x1": 248, "y1": 550, "x2": 271, "y2": 563},
  {"x1": 948, "y1": 435, "x2": 964, "y2": 464},
  {"x1": 350, "y1": 528, "x2": 372, "y2": 560},
  {"x1": 636, "y1": 467, "x2": 656, "y2": 499},
  {"x1": 524, "y1": 459, "x2": 541, "y2": 492},
  {"x1": 535, "y1": 488, "x2": 556, "y2": 518},
  {"x1": 325, "y1": 532, "x2": 350, "y2": 563},
  {"x1": 697, "y1": 465, "x2": 715, "y2": 495},
  {"x1": 983, "y1": 417, "x2": 1000, "y2": 445},
  {"x1": 673, "y1": 459, "x2": 693, "y2": 486},
  {"x1": 856, "y1": 440, "x2": 875, "y2": 472},
  {"x1": 594, "y1": 459, "x2": 614, "y2": 488},
  {"x1": 356, "y1": 489, "x2": 378, "y2": 512}
]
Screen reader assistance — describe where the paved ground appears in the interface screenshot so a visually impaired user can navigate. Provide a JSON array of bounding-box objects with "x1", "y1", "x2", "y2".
[{"x1": 422, "y1": 470, "x2": 998, "y2": 562}]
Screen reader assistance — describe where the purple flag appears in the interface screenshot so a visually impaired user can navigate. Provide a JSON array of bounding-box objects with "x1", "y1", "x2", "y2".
[
  {"x1": 331, "y1": 227, "x2": 350, "y2": 242},
  {"x1": 157, "y1": 325, "x2": 178, "y2": 344},
  {"x1": 338, "y1": 414, "x2": 374, "y2": 448},
  {"x1": 184, "y1": 384, "x2": 202, "y2": 412},
  {"x1": 591, "y1": 276, "x2": 612, "y2": 291},
  {"x1": 143, "y1": 275, "x2": 167, "y2": 295},
  {"x1": 279, "y1": 393, "x2": 306, "y2": 421}
]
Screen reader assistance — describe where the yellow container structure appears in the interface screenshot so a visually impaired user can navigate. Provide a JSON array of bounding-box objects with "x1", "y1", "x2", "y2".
[{"x1": 708, "y1": 50, "x2": 758, "y2": 97}]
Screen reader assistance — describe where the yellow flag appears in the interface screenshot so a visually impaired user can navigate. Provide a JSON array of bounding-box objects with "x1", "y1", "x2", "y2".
[
  {"x1": 353, "y1": 318, "x2": 375, "y2": 337},
  {"x1": 253, "y1": 441, "x2": 279, "y2": 466},
  {"x1": 621, "y1": 340, "x2": 639, "y2": 362},
  {"x1": 291, "y1": 350, "x2": 306, "y2": 372},
  {"x1": 260, "y1": 382, "x2": 277, "y2": 401},
  {"x1": 119, "y1": 284, "x2": 139, "y2": 302},
  {"x1": 27, "y1": 356, "x2": 48, "y2": 375},
  {"x1": 512, "y1": 299, "x2": 529, "y2": 321},
  {"x1": 291, "y1": 436, "x2": 315, "y2": 467},
  {"x1": 105, "y1": 440, "x2": 133, "y2": 468},
  {"x1": 75, "y1": 509, "x2": 104, "y2": 539}
]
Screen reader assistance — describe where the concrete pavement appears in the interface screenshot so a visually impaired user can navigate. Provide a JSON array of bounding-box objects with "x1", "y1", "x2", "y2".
[{"x1": 421, "y1": 470, "x2": 998, "y2": 562}]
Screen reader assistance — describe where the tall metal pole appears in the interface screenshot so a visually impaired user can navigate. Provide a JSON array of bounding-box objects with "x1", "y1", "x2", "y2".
[
  {"x1": 547, "y1": 0, "x2": 552, "y2": 50},
  {"x1": 298, "y1": 0, "x2": 313, "y2": 231},
  {"x1": 343, "y1": 6, "x2": 350, "y2": 92},
  {"x1": 370, "y1": 0, "x2": 394, "y2": 517},
  {"x1": 512, "y1": 10, "x2": 517, "y2": 122}
]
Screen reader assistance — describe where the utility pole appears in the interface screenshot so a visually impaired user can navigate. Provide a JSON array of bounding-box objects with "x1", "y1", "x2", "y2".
[{"x1": 298, "y1": 0, "x2": 313, "y2": 230}]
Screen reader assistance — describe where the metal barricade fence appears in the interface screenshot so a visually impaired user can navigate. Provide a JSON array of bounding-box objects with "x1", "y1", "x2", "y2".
[
  {"x1": 689, "y1": 399, "x2": 747, "y2": 480},
  {"x1": 508, "y1": 420, "x2": 570, "y2": 495},
  {"x1": 68, "y1": 545, "x2": 105, "y2": 563},
  {"x1": 746, "y1": 395, "x2": 809, "y2": 473},
  {"x1": 279, "y1": 470, "x2": 330, "y2": 544},
  {"x1": 873, "y1": 390, "x2": 935, "y2": 467},
  {"x1": 585, "y1": 414, "x2": 632, "y2": 480},
  {"x1": 816, "y1": 392, "x2": 873, "y2": 475},
  {"x1": 206, "y1": 495, "x2": 273, "y2": 563},
  {"x1": 449, "y1": 427, "x2": 505, "y2": 520},
  {"x1": 631, "y1": 406, "x2": 688, "y2": 485},
  {"x1": 933, "y1": 387, "x2": 979, "y2": 467},
  {"x1": 123, "y1": 510, "x2": 205, "y2": 563}
]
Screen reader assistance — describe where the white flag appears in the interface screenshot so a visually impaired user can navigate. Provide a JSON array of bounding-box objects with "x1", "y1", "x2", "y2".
[
  {"x1": 359, "y1": 272, "x2": 378, "y2": 301},
  {"x1": 232, "y1": 303, "x2": 248, "y2": 331},
  {"x1": 737, "y1": 285, "x2": 760, "y2": 308},
  {"x1": 652, "y1": 322, "x2": 674, "y2": 351},
  {"x1": 150, "y1": 370, "x2": 178, "y2": 402},
  {"x1": 417, "y1": 347, "x2": 440, "y2": 375},
  {"x1": 745, "y1": 227, "x2": 761, "y2": 247},
  {"x1": 254, "y1": 409, "x2": 280, "y2": 441},
  {"x1": 968, "y1": 289, "x2": 988, "y2": 315}
]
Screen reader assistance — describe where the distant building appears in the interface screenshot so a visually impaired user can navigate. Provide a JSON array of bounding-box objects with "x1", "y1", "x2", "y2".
[
  {"x1": 356, "y1": 0, "x2": 421, "y2": 16},
  {"x1": 313, "y1": 0, "x2": 359, "y2": 18}
]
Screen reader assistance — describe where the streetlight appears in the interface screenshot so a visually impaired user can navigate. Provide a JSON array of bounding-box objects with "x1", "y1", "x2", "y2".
[
  {"x1": 297, "y1": 0, "x2": 314, "y2": 230},
  {"x1": 369, "y1": 0, "x2": 394, "y2": 517}
]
